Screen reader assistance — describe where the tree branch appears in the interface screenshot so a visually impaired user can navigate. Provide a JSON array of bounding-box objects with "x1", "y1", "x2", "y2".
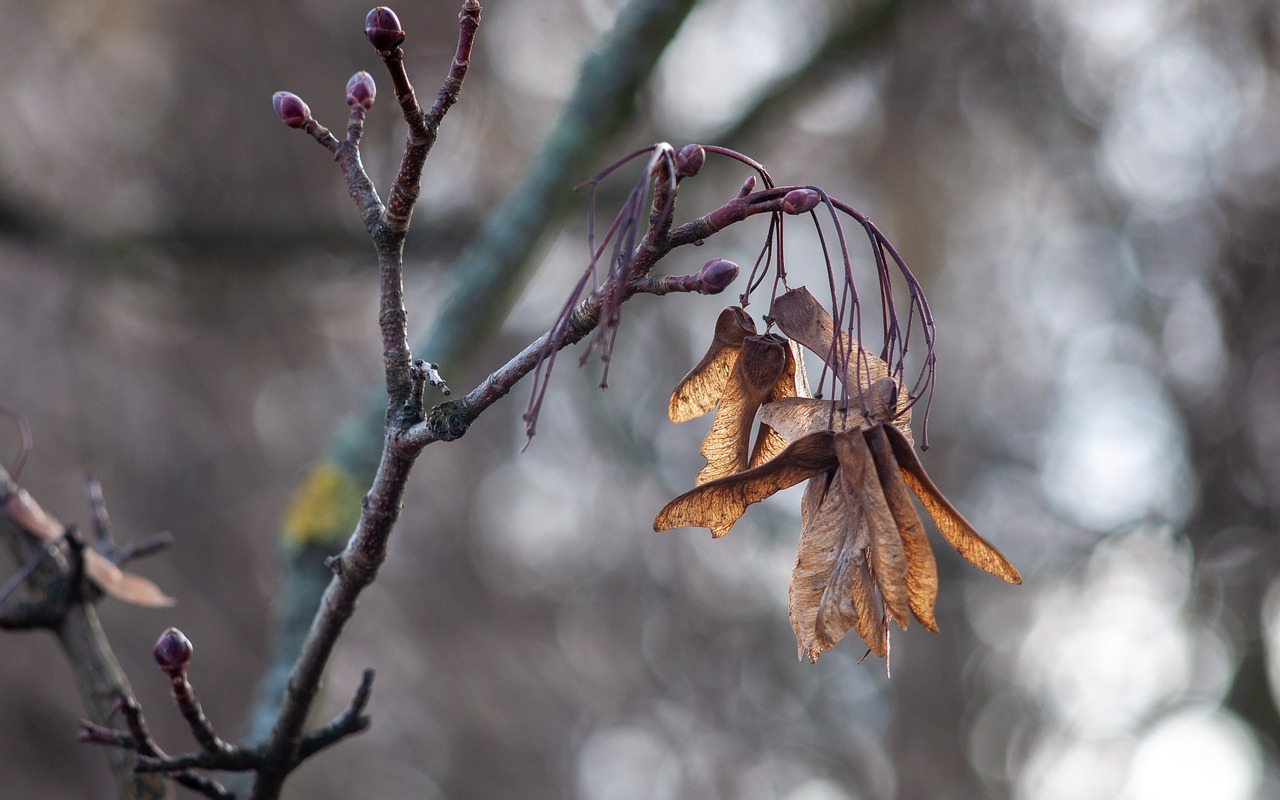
[{"x1": 242, "y1": 0, "x2": 701, "y2": 751}]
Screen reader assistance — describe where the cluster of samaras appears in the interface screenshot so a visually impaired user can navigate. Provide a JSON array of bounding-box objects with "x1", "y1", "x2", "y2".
[{"x1": 654, "y1": 286, "x2": 1021, "y2": 663}]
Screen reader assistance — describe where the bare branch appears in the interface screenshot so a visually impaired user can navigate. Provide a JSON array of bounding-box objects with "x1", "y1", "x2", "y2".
[{"x1": 297, "y1": 668, "x2": 375, "y2": 761}]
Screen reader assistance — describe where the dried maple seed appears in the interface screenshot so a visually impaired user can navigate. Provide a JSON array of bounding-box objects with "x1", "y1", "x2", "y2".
[
  {"x1": 748, "y1": 341, "x2": 806, "y2": 468},
  {"x1": 881, "y1": 424, "x2": 1021, "y2": 584},
  {"x1": 346, "y1": 71, "x2": 376, "y2": 110},
  {"x1": 668, "y1": 307, "x2": 756, "y2": 424},
  {"x1": 365, "y1": 7, "x2": 406, "y2": 51},
  {"x1": 655, "y1": 431, "x2": 839, "y2": 538},
  {"x1": 794, "y1": 467, "x2": 885, "y2": 659},
  {"x1": 272, "y1": 92, "x2": 311, "y2": 129},
  {"x1": 866, "y1": 424, "x2": 939, "y2": 631},
  {"x1": 770, "y1": 286, "x2": 914, "y2": 444},
  {"x1": 153, "y1": 627, "x2": 193, "y2": 676},
  {"x1": 695, "y1": 334, "x2": 788, "y2": 485},
  {"x1": 659, "y1": 285, "x2": 1019, "y2": 664}
]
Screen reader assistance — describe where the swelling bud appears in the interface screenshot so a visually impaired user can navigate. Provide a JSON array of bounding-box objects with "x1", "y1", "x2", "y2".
[
  {"x1": 675, "y1": 144, "x2": 705, "y2": 179},
  {"x1": 272, "y1": 92, "x2": 311, "y2": 129},
  {"x1": 346, "y1": 71, "x2": 377, "y2": 110},
  {"x1": 782, "y1": 188, "x2": 822, "y2": 215},
  {"x1": 365, "y1": 7, "x2": 406, "y2": 51},
  {"x1": 698, "y1": 259, "x2": 739, "y2": 294},
  {"x1": 153, "y1": 627, "x2": 193, "y2": 676}
]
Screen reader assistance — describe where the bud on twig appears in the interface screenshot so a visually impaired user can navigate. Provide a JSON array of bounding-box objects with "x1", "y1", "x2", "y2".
[
  {"x1": 698, "y1": 259, "x2": 739, "y2": 294},
  {"x1": 782, "y1": 188, "x2": 822, "y2": 215},
  {"x1": 737, "y1": 175, "x2": 756, "y2": 198},
  {"x1": 153, "y1": 627, "x2": 193, "y2": 677},
  {"x1": 675, "y1": 144, "x2": 705, "y2": 179},
  {"x1": 272, "y1": 92, "x2": 311, "y2": 129},
  {"x1": 365, "y1": 7, "x2": 406, "y2": 52},
  {"x1": 346, "y1": 71, "x2": 377, "y2": 110}
]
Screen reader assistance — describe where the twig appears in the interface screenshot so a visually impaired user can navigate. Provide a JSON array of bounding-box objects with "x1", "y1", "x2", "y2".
[
  {"x1": 398, "y1": 184, "x2": 807, "y2": 450},
  {"x1": 297, "y1": 668, "x2": 375, "y2": 760},
  {"x1": 86, "y1": 474, "x2": 112, "y2": 543},
  {"x1": 0, "y1": 540, "x2": 58, "y2": 604},
  {"x1": 168, "y1": 672, "x2": 235, "y2": 757},
  {"x1": 0, "y1": 405, "x2": 32, "y2": 481},
  {"x1": 242, "y1": 0, "x2": 701, "y2": 752},
  {"x1": 84, "y1": 693, "x2": 235, "y2": 800},
  {"x1": 111, "y1": 532, "x2": 175, "y2": 567},
  {"x1": 249, "y1": 6, "x2": 482, "y2": 799}
]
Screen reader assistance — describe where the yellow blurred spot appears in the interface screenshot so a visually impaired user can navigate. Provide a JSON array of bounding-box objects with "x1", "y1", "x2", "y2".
[{"x1": 282, "y1": 461, "x2": 365, "y2": 546}]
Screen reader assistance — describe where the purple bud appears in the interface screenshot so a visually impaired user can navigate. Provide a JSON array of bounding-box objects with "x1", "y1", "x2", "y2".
[
  {"x1": 272, "y1": 92, "x2": 311, "y2": 129},
  {"x1": 782, "y1": 188, "x2": 822, "y2": 215},
  {"x1": 153, "y1": 627, "x2": 192, "y2": 676},
  {"x1": 698, "y1": 259, "x2": 739, "y2": 295},
  {"x1": 365, "y1": 7, "x2": 406, "y2": 52},
  {"x1": 675, "y1": 144, "x2": 705, "y2": 179},
  {"x1": 737, "y1": 175, "x2": 756, "y2": 198},
  {"x1": 346, "y1": 71, "x2": 376, "y2": 110}
]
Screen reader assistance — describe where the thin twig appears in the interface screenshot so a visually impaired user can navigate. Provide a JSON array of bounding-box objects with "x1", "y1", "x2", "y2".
[
  {"x1": 248, "y1": 6, "x2": 483, "y2": 799},
  {"x1": 167, "y1": 672, "x2": 237, "y2": 757},
  {"x1": 0, "y1": 540, "x2": 59, "y2": 604},
  {"x1": 297, "y1": 668, "x2": 375, "y2": 760},
  {"x1": 86, "y1": 474, "x2": 111, "y2": 543},
  {"x1": 0, "y1": 405, "x2": 32, "y2": 482}
]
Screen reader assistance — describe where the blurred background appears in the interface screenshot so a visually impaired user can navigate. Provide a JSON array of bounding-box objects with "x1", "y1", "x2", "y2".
[{"x1": 2, "y1": 0, "x2": 1279, "y2": 798}]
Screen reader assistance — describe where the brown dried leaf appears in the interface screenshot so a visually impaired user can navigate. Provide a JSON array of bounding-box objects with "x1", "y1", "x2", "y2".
[
  {"x1": 696, "y1": 334, "x2": 787, "y2": 485},
  {"x1": 655, "y1": 431, "x2": 839, "y2": 538},
  {"x1": 791, "y1": 473, "x2": 883, "y2": 662},
  {"x1": 668, "y1": 307, "x2": 757, "y2": 424},
  {"x1": 770, "y1": 286, "x2": 914, "y2": 445},
  {"x1": 3, "y1": 489, "x2": 175, "y2": 607},
  {"x1": 883, "y1": 424, "x2": 1022, "y2": 584},
  {"x1": 866, "y1": 425, "x2": 938, "y2": 631},
  {"x1": 836, "y1": 430, "x2": 910, "y2": 629},
  {"x1": 85, "y1": 552, "x2": 175, "y2": 607}
]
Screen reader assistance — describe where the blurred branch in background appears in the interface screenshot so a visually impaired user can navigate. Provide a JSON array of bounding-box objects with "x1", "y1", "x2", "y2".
[{"x1": 1, "y1": 462, "x2": 173, "y2": 800}]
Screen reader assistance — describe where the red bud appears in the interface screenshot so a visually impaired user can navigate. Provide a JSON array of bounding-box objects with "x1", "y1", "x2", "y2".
[
  {"x1": 153, "y1": 627, "x2": 193, "y2": 676},
  {"x1": 365, "y1": 7, "x2": 406, "y2": 52},
  {"x1": 737, "y1": 175, "x2": 756, "y2": 198},
  {"x1": 272, "y1": 92, "x2": 311, "y2": 129},
  {"x1": 698, "y1": 259, "x2": 739, "y2": 294},
  {"x1": 675, "y1": 144, "x2": 705, "y2": 179},
  {"x1": 782, "y1": 188, "x2": 822, "y2": 215},
  {"x1": 346, "y1": 71, "x2": 376, "y2": 110}
]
